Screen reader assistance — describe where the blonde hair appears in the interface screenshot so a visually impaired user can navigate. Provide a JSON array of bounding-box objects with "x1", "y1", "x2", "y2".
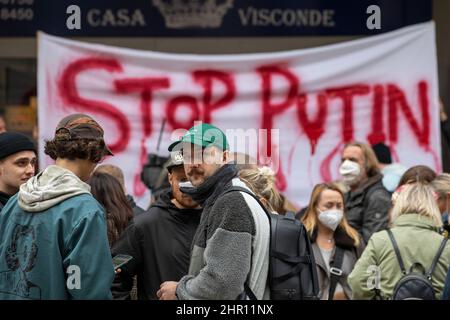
[
  {"x1": 431, "y1": 173, "x2": 450, "y2": 199},
  {"x1": 390, "y1": 183, "x2": 442, "y2": 227},
  {"x1": 301, "y1": 183, "x2": 360, "y2": 247},
  {"x1": 343, "y1": 142, "x2": 380, "y2": 177},
  {"x1": 239, "y1": 166, "x2": 283, "y2": 213}
]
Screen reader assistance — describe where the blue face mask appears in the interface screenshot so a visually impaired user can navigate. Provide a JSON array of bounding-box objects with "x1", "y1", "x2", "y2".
[{"x1": 382, "y1": 174, "x2": 400, "y2": 193}]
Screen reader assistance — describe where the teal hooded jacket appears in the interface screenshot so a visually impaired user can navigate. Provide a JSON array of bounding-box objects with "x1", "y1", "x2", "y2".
[{"x1": 0, "y1": 165, "x2": 114, "y2": 300}]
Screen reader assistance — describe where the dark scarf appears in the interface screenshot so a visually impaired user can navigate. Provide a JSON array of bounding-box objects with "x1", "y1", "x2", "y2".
[
  {"x1": 180, "y1": 163, "x2": 238, "y2": 208},
  {"x1": 310, "y1": 226, "x2": 357, "y2": 250}
]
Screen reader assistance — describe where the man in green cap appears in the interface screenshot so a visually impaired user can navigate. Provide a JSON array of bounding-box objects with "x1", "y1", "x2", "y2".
[
  {"x1": 167, "y1": 123, "x2": 230, "y2": 187},
  {"x1": 157, "y1": 122, "x2": 271, "y2": 300}
]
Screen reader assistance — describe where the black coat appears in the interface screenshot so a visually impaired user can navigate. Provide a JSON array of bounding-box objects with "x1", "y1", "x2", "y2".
[
  {"x1": 126, "y1": 194, "x2": 145, "y2": 217},
  {"x1": 0, "y1": 191, "x2": 11, "y2": 212},
  {"x1": 344, "y1": 174, "x2": 391, "y2": 244},
  {"x1": 442, "y1": 119, "x2": 450, "y2": 146},
  {"x1": 111, "y1": 188, "x2": 202, "y2": 300}
]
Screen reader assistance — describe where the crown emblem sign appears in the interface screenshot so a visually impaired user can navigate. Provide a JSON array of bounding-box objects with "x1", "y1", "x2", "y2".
[{"x1": 152, "y1": 0, "x2": 234, "y2": 29}]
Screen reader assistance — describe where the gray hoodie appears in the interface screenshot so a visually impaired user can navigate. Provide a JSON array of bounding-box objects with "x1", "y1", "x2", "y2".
[{"x1": 18, "y1": 165, "x2": 91, "y2": 212}]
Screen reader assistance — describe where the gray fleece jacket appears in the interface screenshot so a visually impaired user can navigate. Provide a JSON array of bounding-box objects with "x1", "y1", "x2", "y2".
[{"x1": 176, "y1": 164, "x2": 270, "y2": 300}]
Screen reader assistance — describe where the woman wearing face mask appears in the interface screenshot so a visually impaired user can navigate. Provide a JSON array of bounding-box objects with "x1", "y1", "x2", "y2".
[{"x1": 301, "y1": 183, "x2": 364, "y2": 300}]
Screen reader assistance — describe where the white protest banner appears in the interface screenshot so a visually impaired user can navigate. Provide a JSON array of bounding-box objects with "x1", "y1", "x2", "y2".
[{"x1": 38, "y1": 22, "x2": 441, "y2": 208}]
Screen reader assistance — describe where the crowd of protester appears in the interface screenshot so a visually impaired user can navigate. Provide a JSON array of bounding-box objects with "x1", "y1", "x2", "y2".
[{"x1": 0, "y1": 113, "x2": 449, "y2": 300}]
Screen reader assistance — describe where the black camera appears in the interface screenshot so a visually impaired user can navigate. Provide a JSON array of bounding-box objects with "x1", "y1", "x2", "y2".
[{"x1": 140, "y1": 153, "x2": 169, "y2": 191}]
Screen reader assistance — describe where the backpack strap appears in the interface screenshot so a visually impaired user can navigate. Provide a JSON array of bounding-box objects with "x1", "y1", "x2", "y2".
[
  {"x1": 224, "y1": 186, "x2": 313, "y2": 300},
  {"x1": 221, "y1": 186, "x2": 271, "y2": 219},
  {"x1": 272, "y1": 245, "x2": 312, "y2": 284},
  {"x1": 386, "y1": 229, "x2": 407, "y2": 275},
  {"x1": 426, "y1": 237, "x2": 448, "y2": 280},
  {"x1": 243, "y1": 282, "x2": 257, "y2": 300},
  {"x1": 328, "y1": 247, "x2": 344, "y2": 300}
]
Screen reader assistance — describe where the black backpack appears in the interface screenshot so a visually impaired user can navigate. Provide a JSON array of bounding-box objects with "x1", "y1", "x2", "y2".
[
  {"x1": 386, "y1": 229, "x2": 448, "y2": 300},
  {"x1": 222, "y1": 186, "x2": 319, "y2": 300}
]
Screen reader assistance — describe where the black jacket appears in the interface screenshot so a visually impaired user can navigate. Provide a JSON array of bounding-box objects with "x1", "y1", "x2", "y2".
[
  {"x1": 442, "y1": 119, "x2": 450, "y2": 146},
  {"x1": 0, "y1": 191, "x2": 11, "y2": 212},
  {"x1": 111, "y1": 188, "x2": 202, "y2": 300},
  {"x1": 126, "y1": 194, "x2": 145, "y2": 217},
  {"x1": 344, "y1": 174, "x2": 391, "y2": 244}
]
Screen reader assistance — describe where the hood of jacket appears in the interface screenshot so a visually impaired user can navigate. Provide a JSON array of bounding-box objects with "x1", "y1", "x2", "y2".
[
  {"x1": 151, "y1": 188, "x2": 202, "y2": 223},
  {"x1": 392, "y1": 213, "x2": 442, "y2": 233},
  {"x1": 18, "y1": 165, "x2": 91, "y2": 212}
]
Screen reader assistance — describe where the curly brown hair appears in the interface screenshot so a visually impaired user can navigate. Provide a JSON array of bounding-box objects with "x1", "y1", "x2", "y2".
[{"x1": 44, "y1": 131, "x2": 108, "y2": 163}]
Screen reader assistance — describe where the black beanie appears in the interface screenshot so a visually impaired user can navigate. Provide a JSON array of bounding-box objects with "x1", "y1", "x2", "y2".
[
  {"x1": 0, "y1": 132, "x2": 36, "y2": 160},
  {"x1": 372, "y1": 142, "x2": 392, "y2": 164}
]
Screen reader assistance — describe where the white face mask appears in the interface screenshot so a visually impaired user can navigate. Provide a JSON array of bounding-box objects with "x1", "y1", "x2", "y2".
[
  {"x1": 339, "y1": 160, "x2": 361, "y2": 185},
  {"x1": 178, "y1": 181, "x2": 194, "y2": 189},
  {"x1": 318, "y1": 209, "x2": 344, "y2": 231}
]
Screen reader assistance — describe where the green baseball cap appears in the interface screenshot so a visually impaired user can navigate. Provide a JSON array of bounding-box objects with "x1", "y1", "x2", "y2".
[{"x1": 168, "y1": 123, "x2": 229, "y2": 152}]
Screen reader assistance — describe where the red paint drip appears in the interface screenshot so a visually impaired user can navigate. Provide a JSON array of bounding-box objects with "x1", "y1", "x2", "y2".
[
  {"x1": 193, "y1": 70, "x2": 236, "y2": 123},
  {"x1": 387, "y1": 81, "x2": 430, "y2": 147},
  {"x1": 320, "y1": 143, "x2": 342, "y2": 182},
  {"x1": 114, "y1": 77, "x2": 170, "y2": 196},
  {"x1": 287, "y1": 133, "x2": 302, "y2": 175},
  {"x1": 257, "y1": 65, "x2": 299, "y2": 158},
  {"x1": 367, "y1": 84, "x2": 386, "y2": 145},
  {"x1": 114, "y1": 77, "x2": 170, "y2": 137},
  {"x1": 166, "y1": 95, "x2": 200, "y2": 130},
  {"x1": 326, "y1": 84, "x2": 370, "y2": 143},
  {"x1": 425, "y1": 146, "x2": 442, "y2": 174},
  {"x1": 58, "y1": 57, "x2": 130, "y2": 154},
  {"x1": 297, "y1": 93, "x2": 327, "y2": 154},
  {"x1": 390, "y1": 144, "x2": 400, "y2": 163}
]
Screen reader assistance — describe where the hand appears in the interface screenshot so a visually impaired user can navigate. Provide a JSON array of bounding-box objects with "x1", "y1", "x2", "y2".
[{"x1": 157, "y1": 281, "x2": 179, "y2": 300}]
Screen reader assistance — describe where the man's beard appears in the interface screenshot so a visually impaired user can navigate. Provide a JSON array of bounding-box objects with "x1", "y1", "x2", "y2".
[
  {"x1": 187, "y1": 168, "x2": 206, "y2": 185},
  {"x1": 343, "y1": 174, "x2": 362, "y2": 188}
]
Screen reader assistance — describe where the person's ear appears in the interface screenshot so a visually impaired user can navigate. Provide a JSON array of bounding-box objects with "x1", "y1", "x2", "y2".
[
  {"x1": 260, "y1": 197, "x2": 269, "y2": 208},
  {"x1": 223, "y1": 150, "x2": 230, "y2": 163},
  {"x1": 168, "y1": 172, "x2": 173, "y2": 187}
]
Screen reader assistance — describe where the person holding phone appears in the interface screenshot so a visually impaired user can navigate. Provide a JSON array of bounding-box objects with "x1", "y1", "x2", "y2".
[
  {"x1": 0, "y1": 114, "x2": 115, "y2": 300},
  {"x1": 111, "y1": 150, "x2": 202, "y2": 300}
]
